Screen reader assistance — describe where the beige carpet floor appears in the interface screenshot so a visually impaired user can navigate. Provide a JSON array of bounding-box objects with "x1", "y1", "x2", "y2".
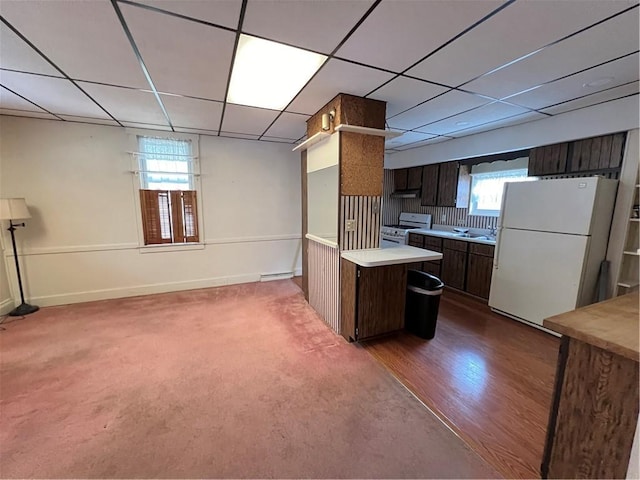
[{"x1": 0, "y1": 280, "x2": 499, "y2": 478}]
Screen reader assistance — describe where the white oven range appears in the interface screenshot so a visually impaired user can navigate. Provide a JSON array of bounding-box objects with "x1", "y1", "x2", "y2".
[{"x1": 380, "y1": 212, "x2": 432, "y2": 248}]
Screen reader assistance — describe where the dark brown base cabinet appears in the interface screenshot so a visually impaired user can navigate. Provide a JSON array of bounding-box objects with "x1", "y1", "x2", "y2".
[{"x1": 340, "y1": 259, "x2": 407, "y2": 342}]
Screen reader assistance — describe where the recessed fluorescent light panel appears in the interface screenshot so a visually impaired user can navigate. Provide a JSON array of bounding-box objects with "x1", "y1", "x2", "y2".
[{"x1": 227, "y1": 34, "x2": 327, "y2": 110}]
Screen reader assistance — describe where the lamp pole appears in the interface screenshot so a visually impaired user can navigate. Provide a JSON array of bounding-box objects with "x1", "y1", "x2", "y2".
[{"x1": 7, "y1": 221, "x2": 39, "y2": 316}]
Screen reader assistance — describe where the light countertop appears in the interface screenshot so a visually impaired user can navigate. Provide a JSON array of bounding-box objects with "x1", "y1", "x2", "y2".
[
  {"x1": 341, "y1": 245, "x2": 442, "y2": 267},
  {"x1": 410, "y1": 228, "x2": 497, "y2": 245},
  {"x1": 543, "y1": 292, "x2": 639, "y2": 362}
]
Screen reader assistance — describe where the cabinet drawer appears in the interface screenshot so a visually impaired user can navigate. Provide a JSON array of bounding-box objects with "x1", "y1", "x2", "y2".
[
  {"x1": 422, "y1": 261, "x2": 441, "y2": 278},
  {"x1": 423, "y1": 236, "x2": 443, "y2": 252},
  {"x1": 443, "y1": 239, "x2": 468, "y2": 252},
  {"x1": 407, "y1": 233, "x2": 424, "y2": 248},
  {"x1": 469, "y1": 243, "x2": 495, "y2": 257}
]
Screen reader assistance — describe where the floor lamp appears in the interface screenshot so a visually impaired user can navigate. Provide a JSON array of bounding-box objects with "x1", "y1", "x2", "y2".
[{"x1": 0, "y1": 198, "x2": 39, "y2": 316}]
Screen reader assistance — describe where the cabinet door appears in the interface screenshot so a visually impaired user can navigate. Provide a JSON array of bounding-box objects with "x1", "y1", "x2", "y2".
[
  {"x1": 422, "y1": 261, "x2": 441, "y2": 278},
  {"x1": 358, "y1": 264, "x2": 407, "y2": 339},
  {"x1": 441, "y1": 248, "x2": 466, "y2": 290},
  {"x1": 421, "y1": 164, "x2": 439, "y2": 206},
  {"x1": 466, "y1": 253, "x2": 493, "y2": 299},
  {"x1": 530, "y1": 144, "x2": 568, "y2": 176},
  {"x1": 407, "y1": 233, "x2": 424, "y2": 248},
  {"x1": 423, "y1": 236, "x2": 443, "y2": 252},
  {"x1": 407, "y1": 167, "x2": 422, "y2": 190},
  {"x1": 394, "y1": 168, "x2": 408, "y2": 190},
  {"x1": 437, "y1": 162, "x2": 459, "y2": 206}
]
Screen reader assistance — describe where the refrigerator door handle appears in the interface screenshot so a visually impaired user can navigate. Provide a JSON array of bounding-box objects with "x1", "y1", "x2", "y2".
[{"x1": 493, "y1": 228, "x2": 502, "y2": 270}]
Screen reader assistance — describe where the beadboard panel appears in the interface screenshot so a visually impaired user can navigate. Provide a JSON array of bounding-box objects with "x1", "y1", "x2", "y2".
[
  {"x1": 308, "y1": 238, "x2": 340, "y2": 334},
  {"x1": 340, "y1": 195, "x2": 381, "y2": 250}
]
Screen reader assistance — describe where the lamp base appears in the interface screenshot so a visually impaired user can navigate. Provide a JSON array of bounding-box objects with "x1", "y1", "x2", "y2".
[{"x1": 8, "y1": 303, "x2": 39, "y2": 317}]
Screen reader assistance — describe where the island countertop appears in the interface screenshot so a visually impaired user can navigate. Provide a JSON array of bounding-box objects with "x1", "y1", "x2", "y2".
[
  {"x1": 543, "y1": 291, "x2": 639, "y2": 362},
  {"x1": 340, "y1": 245, "x2": 442, "y2": 267}
]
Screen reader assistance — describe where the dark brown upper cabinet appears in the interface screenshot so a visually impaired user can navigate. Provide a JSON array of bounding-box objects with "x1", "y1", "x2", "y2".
[
  {"x1": 437, "y1": 161, "x2": 459, "y2": 207},
  {"x1": 421, "y1": 163, "x2": 439, "y2": 206},
  {"x1": 569, "y1": 132, "x2": 625, "y2": 172},
  {"x1": 394, "y1": 168, "x2": 408, "y2": 191},
  {"x1": 407, "y1": 166, "x2": 423, "y2": 190},
  {"x1": 528, "y1": 143, "x2": 568, "y2": 176}
]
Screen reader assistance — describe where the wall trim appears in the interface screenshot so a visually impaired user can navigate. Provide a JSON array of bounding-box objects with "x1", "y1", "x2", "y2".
[
  {"x1": 0, "y1": 298, "x2": 15, "y2": 316},
  {"x1": 205, "y1": 234, "x2": 301, "y2": 245}
]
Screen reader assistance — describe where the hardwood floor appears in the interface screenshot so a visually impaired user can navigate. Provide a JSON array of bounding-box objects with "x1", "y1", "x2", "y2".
[{"x1": 362, "y1": 289, "x2": 561, "y2": 479}]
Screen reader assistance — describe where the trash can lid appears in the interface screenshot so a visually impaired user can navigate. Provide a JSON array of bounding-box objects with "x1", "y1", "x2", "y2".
[{"x1": 408, "y1": 269, "x2": 444, "y2": 290}]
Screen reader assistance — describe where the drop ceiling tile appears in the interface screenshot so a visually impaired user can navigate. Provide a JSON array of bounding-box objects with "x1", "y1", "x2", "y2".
[
  {"x1": 406, "y1": 1, "x2": 636, "y2": 87},
  {"x1": 59, "y1": 115, "x2": 120, "y2": 126},
  {"x1": 160, "y1": 95, "x2": 223, "y2": 131},
  {"x1": 0, "y1": 0, "x2": 148, "y2": 88},
  {"x1": 219, "y1": 131, "x2": 261, "y2": 140},
  {"x1": 287, "y1": 59, "x2": 395, "y2": 114},
  {"x1": 262, "y1": 136, "x2": 296, "y2": 143},
  {"x1": 243, "y1": 0, "x2": 375, "y2": 54},
  {"x1": 221, "y1": 104, "x2": 280, "y2": 135},
  {"x1": 263, "y1": 112, "x2": 309, "y2": 139},
  {"x1": 385, "y1": 131, "x2": 436, "y2": 148},
  {"x1": 79, "y1": 82, "x2": 167, "y2": 124},
  {"x1": 506, "y1": 52, "x2": 639, "y2": 110},
  {"x1": 541, "y1": 81, "x2": 639, "y2": 115},
  {"x1": 417, "y1": 101, "x2": 531, "y2": 136},
  {"x1": 0, "y1": 108, "x2": 59, "y2": 120},
  {"x1": 0, "y1": 23, "x2": 61, "y2": 76},
  {"x1": 0, "y1": 85, "x2": 46, "y2": 111},
  {"x1": 464, "y1": 8, "x2": 640, "y2": 99},
  {"x1": 1, "y1": 71, "x2": 110, "y2": 118},
  {"x1": 121, "y1": 3, "x2": 235, "y2": 100},
  {"x1": 173, "y1": 127, "x2": 219, "y2": 136},
  {"x1": 121, "y1": 121, "x2": 172, "y2": 132},
  {"x1": 368, "y1": 76, "x2": 449, "y2": 117},
  {"x1": 387, "y1": 90, "x2": 490, "y2": 131},
  {"x1": 335, "y1": 0, "x2": 503, "y2": 72},
  {"x1": 395, "y1": 135, "x2": 453, "y2": 150},
  {"x1": 449, "y1": 111, "x2": 546, "y2": 137},
  {"x1": 133, "y1": 0, "x2": 242, "y2": 29}
]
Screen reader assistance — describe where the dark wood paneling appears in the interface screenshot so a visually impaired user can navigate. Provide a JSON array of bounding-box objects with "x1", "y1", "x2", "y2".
[
  {"x1": 423, "y1": 236, "x2": 443, "y2": 252},
  {"x1": 421, "y1": 163, "x2": 439, "y2": 206},
  {"x1": 301, "y1": 150, "x2": 308, "y2": 300},
  {"x1": 589, "y1": 136, "x2": 602, "y2": 170},
  {"x1": 363, "y1": 290, "x2": 561, "y2": 479},
  {"x1": 469, "y1": 243, "x2": 494, "y2": 257},
  {"x1": 443, "y1": 238, "x2": 469, "y2": 252},
  {"x1": 466, "y1": 254, "x2": 493, "y2": 299},
  {"x1": 394, "y1": 168, "x2": 408, "y2": 191},
  {"x1": 407, "y1": 233, "x2": 424, "y2": 248},
  {"x1": 546, "y1": 338, "x2": 639, "y2": 479},
  {"x1": 358, "y1": 264, "x2": 407, "y2": 339},
  {"x1": 340, "y1": 132, "x2": 384, "y2": 196},
  {"x1": 437, "y1": 161, "x2": 459, "y2": 207},
  {"x1": 340, "y1": 258, "x2": 357, "y2": 342},
  {"x1": 407, "y1": 166, "x2": 422, "y2": 190},
  {"x1": 441, "y1": 248, "x2": 467, "y2": 290},
  {"x1": 530, "y1": 144, "x2": 568, "y2": 176},
  {"x1": 609, "y1": 132, "x2": 625, "y2": 168},
  {"x1": 598, "y1": 134, "x2": 613, "y2": 169}
]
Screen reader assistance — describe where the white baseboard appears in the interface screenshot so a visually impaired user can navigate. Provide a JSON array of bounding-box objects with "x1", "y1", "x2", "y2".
[
  {"x1": 31, "y1": 273, "x2": 260, "y2": 308},
  {"x1": 294, "y1": 268, "x2": 302, "y2": 277},
  {"x1": 0, "y1": 298, "x2": 15, "y2": 316},
  {"x1": 260, "y1": 271, "x2": 294, "y2": 282}
]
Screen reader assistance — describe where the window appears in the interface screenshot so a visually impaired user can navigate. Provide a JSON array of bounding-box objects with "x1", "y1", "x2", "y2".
[
  {"x1": 469, "y1": 168, "x2": 536, "y2": 217},
  {"x1": 137, "y1": 136, "x2": 199, "y2": 245}
]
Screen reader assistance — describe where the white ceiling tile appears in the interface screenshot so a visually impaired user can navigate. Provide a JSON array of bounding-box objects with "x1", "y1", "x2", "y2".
[
  {"x1": 505, "y1": 53, "x2": 639, "y2": 110},
  {"x1": 0, "y1": 108, "x2": 59, "y2": 120},
  {"x1": 79, "y1": 82, "x2": 167, "y2": 124},
  {"x1": 464, "y1": 8, "x2": 640, "y2": 99},
  {"x1": 449, "y1": 111, "x2": 547, "y2": 137},
  {"x1": 0, "y1": 85, "x2": 46, "y2": 111},
  {"x1": 121, "y1": 3, "x2": 235, "y2": 100},
  {"x1": 385, "y1": 131, "x2": 436, "y2": 148},
  {"x1": 243, "y1": 0, "x2": 375, "y2": 53},
  {"x1": 221, "y1": 104, "x2": 280, "y2": 135},
  {"x1": 541, "y1": 81, "x2": 639, "y2": 115},
  {"x1": 416, "y1": 101, "x2": 531, "y2": 136},
  {"x1": 121, "y1": 121, "x2": 172, "y2": 131},
  {"x1": 387, "y1": 90, "x2": 490, "y2": 131},
  {"x1": 0, "y1": 0, "x2": 148, "y2": 88},
  {"x1": 335, "y1": 0, "x2": 503, "y2": 72},
  {"x1": 395, "y1": 135, "x2": 453, "y2": 150},
  {"x1": 1, "y1": 71, "x2": 110, "y2": 118},
  {"x1": 406, "y1": 0, "x2": 637, "y2": 87},
  {"x1": 160, "y1": 95, "x2": 223, "y2": 131},
  {"x1": 0, "y1": 23, "x2": 61, "y2": 76},
  {"x1": 59, "y1": 115, "x2": 120, "y2": 126},
  {"x1": 174, "y1": 127, "x2": 219, "y2": 136},
  {"x1": 287, "y1": 59, "x2": 395, "y2": 114},
  {"x1": 219, "y1": 131, "x2": 261, "y2": 140},
  {"x1": 134, "y1": 0, "x2": 242, "y2": 29},
  {"x1": 368, "y1": 76, "x2": 449, "y2": 117},
  {"x1": 263, "y1": 112, "x2": 308, "y2": 139},
  {"x1": 262, "y1": 136, "x2": 295, "y2": 143}
]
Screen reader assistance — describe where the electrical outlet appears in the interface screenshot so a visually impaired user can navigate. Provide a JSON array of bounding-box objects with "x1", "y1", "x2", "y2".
[
  {"x1": 441, "y1": 214, "x2": 446, "y2": 222},
  {"x1": 346, "y1": 219, "x2": 356, "y2": 232}
]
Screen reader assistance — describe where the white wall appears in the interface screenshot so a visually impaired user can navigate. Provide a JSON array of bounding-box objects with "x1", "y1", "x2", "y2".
[{"x1": 0, "y1": 116, "x2": 302, "y2": 307}]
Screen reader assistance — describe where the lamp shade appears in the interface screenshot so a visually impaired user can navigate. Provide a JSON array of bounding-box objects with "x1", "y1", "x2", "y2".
[{"x1": 0, "y1": 198, "x2": 31, "y2": 220}]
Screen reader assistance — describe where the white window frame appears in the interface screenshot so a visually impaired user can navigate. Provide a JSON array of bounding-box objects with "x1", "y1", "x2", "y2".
[
  {"x1": 468, "y1": 167, "x2": 534, "y2": 217},
  {"x1": 127, "y1": 129, "x2": 205, "y2": 252}
]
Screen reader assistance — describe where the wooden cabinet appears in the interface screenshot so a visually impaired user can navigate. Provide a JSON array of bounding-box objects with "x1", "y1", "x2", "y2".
[
  {"x1": 466, "y1": 243, "x2": 495, "y2": 299},
  {"x1": 421, "y1": 163, "x2": 439, "y2": 206},
  {"x1": 569, "y1": 132, "x2": 625, "y2": 172},
  {"x1": 441, "y1": 239, "x2": 468, "y2": 291},
  {"x1": 421, "y1": 236, "x2": 443, "y2": 278},
  {"x1": 407, "y1": 233, "x2": 424, "y2": 248},
  {"x1": 528, "y1": 143, "x2": 568, "y2": 176},
  {"x1": 394, "y1": 168, "x2": 408, "y2": 191},
  {"x1": 340, "y1": 259, "x2": 407, "y2": 342},
  {"x1": 407, "y1": 167, "x2": 422, "y2": 190},
  {"x1": 437, "y1": 161, "x2": 459, "y2": 207}
]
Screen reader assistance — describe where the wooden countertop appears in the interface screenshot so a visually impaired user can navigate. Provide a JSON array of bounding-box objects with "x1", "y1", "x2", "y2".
[{"x1": 543, "y1": 292, "x2": 639, "y2": 362}]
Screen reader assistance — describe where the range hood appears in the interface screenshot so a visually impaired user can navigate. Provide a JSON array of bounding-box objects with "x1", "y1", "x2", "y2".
[{"x1": 390, "y1": 188, "x2": 420, "y2": 199}]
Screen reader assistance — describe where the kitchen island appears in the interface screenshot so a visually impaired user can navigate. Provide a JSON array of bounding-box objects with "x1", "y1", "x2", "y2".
[
  {"x1": 340, "y1": 246, "x2": 442, "y2": 342},
  {"x1": 541, "y1": 291, "x2": 639, "y2": 479}
]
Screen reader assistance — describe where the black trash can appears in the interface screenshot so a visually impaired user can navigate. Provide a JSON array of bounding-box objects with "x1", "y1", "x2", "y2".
[{"x1": 405, "y1": 269, "x2": 445, "y2": 339}]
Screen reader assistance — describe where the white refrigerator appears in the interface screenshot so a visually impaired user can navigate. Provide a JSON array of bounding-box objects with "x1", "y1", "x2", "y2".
[{"x1": 488, "y1": 176, "x2": 618, "y2": 330}]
